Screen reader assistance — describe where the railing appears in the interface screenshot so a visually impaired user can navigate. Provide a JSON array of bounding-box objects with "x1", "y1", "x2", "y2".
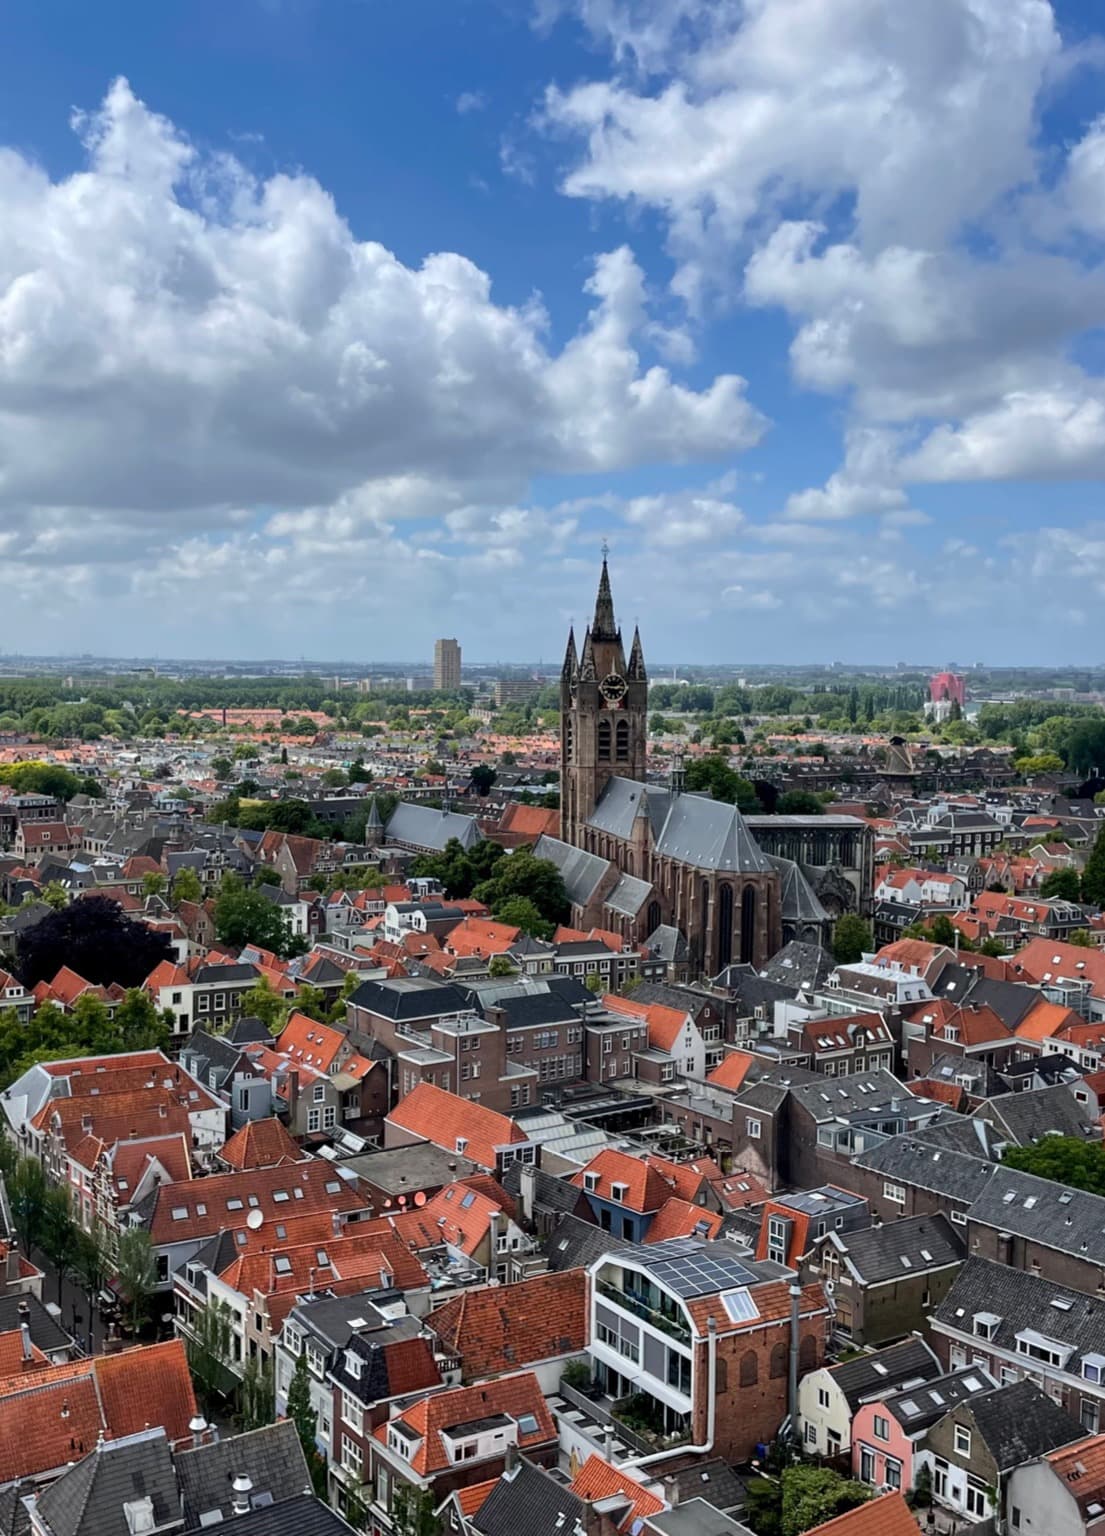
[
  {"x1": 556, "y1": 1381, "x2": 654, "y2": 1458},
  {"x1": 597, "y1": 1280, "x2": 691, "y2": 1343}
]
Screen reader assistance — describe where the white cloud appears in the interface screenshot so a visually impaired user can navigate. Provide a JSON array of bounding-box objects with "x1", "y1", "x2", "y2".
[
  {"x1": 456, "y1": 91, "x2": 488, "y2": 115},
  {"x1": 0, "y1": 78, "x2": 764, "y2": 540}
]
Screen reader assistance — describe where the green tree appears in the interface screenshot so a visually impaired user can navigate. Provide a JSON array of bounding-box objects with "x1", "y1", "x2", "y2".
[
  {"x1": 70, "y1": 1220, "x2": 112, "y2": 1335},
  {"x1": 392, "y1": 1485, "x2": 444, "y2": 1536},
  {"x1": 585, "y1": 973, "x2": 604, "y2": 995},
  {"x1": 775, "y1": 790, "x2": 825, "y2": 815},
  {"x1": 1069, "y1": 928, "x2": 1094, "y2": 947},
  {"x1": 831, "y1": 913, "x2": 872, "y2": 965},
  {"x1": 473, "y1": 848, "x2": 569, "y2": 927},
  {"x1": 238, "y1": 1352, "x2": 274, "y2": 1432},
  {"x1": 8, "y1": 1155, "x2": 49, "y2": 1254},
  {"x1": 781, "y1": 1466, "x2": 871, "y2": 1536},
  {"x1": 42, "y1": 883, "x2": 70, "y2": 912},
  {"x1": 286, "y1": 1349, "x2": 327, "y2": 1495},
  {"x1": 241, "y1": 977, "x2": 292, "y2": 1033},
  {"x1": 172, "y1": 866, "x2": 204, "y2": 905},
  {"x1": 114, "y1": 988, "x2": 171, "y2": 1051},
  {"x1": 684, "y1": 754, "x2": 761, "y2": 812},
  {"x1": 1040, "y1": 867, "x2": 1083, "y2": 901},
  {"x1": 1083, "y1": 824, "x2": 1105, "y2": 906},
  {"x1": 186, "y1": 1297, "x2": 234, "y2": 1414},
  {"x1": 40, "y1": 1185, "x2": 78, "y2": 1304},
  {"x1": 469, "y1": 764, "x2": 498, "y2": 797},
  {"x1": 214, "y1": 876, "x2": 297, "y2": 957},
  {"x1": 141, "y1": 871, "x2": 167, "y2": 899},
  {"x1": 254, "y1": 866, "x2": 282, "y2": 886},
  {"x1": 211, "y1": 757, "x2": 233, "y2": 780},
  {"x1": 492, "y1": 895, "x2": 553, "y2": 939},
  {"x1": 115, "y1": 1228, "x2": 156, "y2": 1333},
  {"x1": 927, "y1": 914, "x2": 959, "y2": 948},
  {"x1": 487, "y1": 955, "x2": 518, "y2": 978},
  {"x1": 1002, "y1": 1136, "x2": 1105, "y2": 1195}
]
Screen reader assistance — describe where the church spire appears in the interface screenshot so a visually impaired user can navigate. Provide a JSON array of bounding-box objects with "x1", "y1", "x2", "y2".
[
  {"x1": 592, "y1": 546, "x2": 618, "y2": 641},
  {"x1": 628, "y1": 625, "x2": 646, "y2": 682},
  {"x1": 579, "y1": 626, "x2": 597, "y2": 680},
  {"x1": 561, "y1": 625, "x2": 578, "y2": 682}
]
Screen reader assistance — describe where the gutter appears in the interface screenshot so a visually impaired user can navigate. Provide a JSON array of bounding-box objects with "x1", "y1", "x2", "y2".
[{"x1": 620, "y1": 1315, "x2": 717, "y2": 1470}]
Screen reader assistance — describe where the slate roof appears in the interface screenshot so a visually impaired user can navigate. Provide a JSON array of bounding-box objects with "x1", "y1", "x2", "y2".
[
  {"x1": 653, "y1": 790, "x2": 773, "y2": 874},
  {"x1": 176, "y1": 1419, "x2": 310, "y2": 1527},
  {"x1": 661, "y1": 1459, "x2": 747, "y2": 1514},
  {"x1": 851, "y1": 1135, "x2": 997, "y2": 1204},
  {"x1": 934, "y1": 1256, "x2": 1105, "y2": 1366},
  {"x1": 183, "y1": 1491, "x2": 354, "y2": 1536},
  {"x1": 532, "y1": 835, "x2": 610, "y2": 906},
  {"x1": 963, "y1": 1379, "x2": 1085, "y2": 1472},
  {"x1": 385, "y1": 801, "x2": 482, "y2": 851},
  {"x1": 768, "y1": 857, "x2": 831, "y2": 924},
  {"x1": 881, "y1": 1366, "x2": 996, "y2": 1433},
  {"x1": 975, "y1": 1085, "x2": 1096, "y2": 1145},
  {"x1": 500, "y1": 1161, "x2": 581, "y2": 1218},
  {"x1": 605, "y1": 870, "x2": 653, "y2": 918},
  {"x1": 545, "y1": 1213, "x2": 633, "y2": 1272},
  {"x1": 829, "y1": 1213, "x2": 963, "y2": 1285},
  {"x1": 967, "y1": 1167, "x2": 1105, "y2": 1262},
  {"x1": 759, "y1": 941, "x2": 835, "y2": 990},
  {"x1": 827, "y1": 1337, "x2": 941, "y2": 1411},
  {"x1": 786, "y1": 1067, "x2": 909, "y2": 1121},
  {"x1": 348, "y1": 975, "x2": 471, "y2": 1021},
  {"x1": 0, "y1": 1293, "x2": 73, "y2": 1355},
  {"x1": 712, "y1": 964, "x2": 799, "y2": 1014},
  {"x1": 33, "y1": 1429, "x2": 178, "y2": 1536},
  {"x1": 473, "y1": 1458, "x2": 586, "y2": 1536}
]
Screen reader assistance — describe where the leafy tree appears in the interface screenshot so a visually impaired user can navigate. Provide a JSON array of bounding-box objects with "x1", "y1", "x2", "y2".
[
  {"x1": 684, "y1": 755, "x2": 761, "y2": 813},
  {"x1": 293, "y1": 984, "x2": 330, "y2": 1022},
  {"x1": 585, "y1": 973, "x2": 604, "y2": 995},
  {"x1": 214, "y1": 877, "x2": 297, "y2": 957},
  {"x1": 392, "y1": 1485, "x2": 443, "y2": 1536},
  {"x1": 320, "y1": 768, "x2": 347, "y2": 788},
  {"x1": 238, "y1": 1352, "x2": 274, "y2": 1431},
  {"x1": 0, "y1": 761, "x2": 88, "y2": 801},
  {"x1": 241, "y1": 977, "x2": 292, "y2": 1033},
  {"x1": 287, "y1": 1349, "x2": 327, "y2": 1495},
  {"x1": 141, "y1": 872, "x2": 167, "y2": 899},
  {"x1": 775, "y1": 790, "x2": 825, "y2": 815},
  {"x1": 1040, "y1": 868, "x2": 1083, "y2": 901},
  {"x1": 1070, "y1": 928, "x2": 1095, "y2": 947},
  {"x1": 115, "y1": 988, "x2": 171, "y2": 1051},
  {"x1": 15, "y1": 896, "x2": 173, "y2": 989},
  {"x1": 473, "y1": 849, "x2": 569, "y2": 926},
  {"x1": 8, "y1": 1155, "x2": 49, "y2": 1254},
  {"x1": 70, "y1": 1220, "x2": 112, "y2": 1330},
  {"x1": 927, "y1": 914, "x2": 959, "y2": 948},
  {"x1": 469, "y1": 764, "x2": 497, "y2": 797},
  {"x1": 1002, "y1": 1136, "x2": 1105, "y2": 1195},
  {"x1": 40, "y1": 1185, "x2": 78, "y2": 1304},
  {"x1": 254, "y1": 866, "x2": 282, "y2": 886},
  {"x1": 1083, "y1": 824, "x2": 1105, "y2": 906},
  {"x1": 493, "y1": 895, "x2": 552, "y2": 939},
  {"x1": 210, "y1": 757, "x2": 233, "y2": 781},
  {"x1": 1014, "y1": 752, "x2": 1065, "y2": 776},
  {"x1": 978, "y1": 936, "x2": 1007, "y2": 957},
  {"x1": 172, "y1": 866, "x2": 204, "y2": 905},
  {"x1": 487, "y1": 955, "x2": 517, "y2": 978},
  {"x1": 781, "y1": 1467, "x2": 871, "y2": 1536},
  {"x1": 831, "y1": 914, "x2": 872, "y2": 966},
  {"x1": 42, "y1": 883, "x2": 70, "y2": 913},
  {"x1": 115, "y1": 1228, "x2": 156, "y2": 1333},
  {"x1": 187, "y1": 1297, "x2": 234, "y2": 1414}
]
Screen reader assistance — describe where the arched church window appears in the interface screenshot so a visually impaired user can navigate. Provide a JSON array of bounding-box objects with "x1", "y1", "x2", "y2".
[
  {"x1": 717, "y1": 883, "x2": 734, "y2": 970},
  {"x1": 739, "y1": 1350, "x2": 758, "y2": 1386},
  {"x1": 647, "y1": 900, "x2": 662, "y2": 933},
  {"x1": 615, "y1": 718, "x2": 629, "y2": 762},
  {"x1": 598, "y1": 719, "x2": 612, "y2": 762},
  {"x1": 740, "y1": 885, "x2": 757, "y2": 966}
]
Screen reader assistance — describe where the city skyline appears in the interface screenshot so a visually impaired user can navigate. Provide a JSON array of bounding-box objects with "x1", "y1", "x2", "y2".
[{"x1": 1, "y1": 2, "x2": 1104, "y2": 663}]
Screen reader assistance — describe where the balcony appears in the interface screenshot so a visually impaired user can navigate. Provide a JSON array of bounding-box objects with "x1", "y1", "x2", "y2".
[{"x1": 596, "y1": 1279, "x2": 690, "y2": 1344}]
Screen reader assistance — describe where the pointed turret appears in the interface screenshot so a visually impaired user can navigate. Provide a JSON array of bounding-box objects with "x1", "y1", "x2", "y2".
[
  {"x1": 579, "y1": 626, "x2": 597, "y2": 681},
  {"x1": 562, "y1": 625, "x2": 578, "y2": 682},
  {"x1": 592, "y1": 555, "x2": 619, "y2": 641},
  {"x1": 628, "y1": 625, "x2": 646, "y2": 682},
  {"x1": 363, "y1": 795, "x2": 384, "y2": 847}
]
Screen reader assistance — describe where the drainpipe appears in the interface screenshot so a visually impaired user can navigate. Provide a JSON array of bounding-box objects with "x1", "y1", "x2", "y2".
[
  {"x1": 788, "y1": 1282, "x2": 801, "y2": 1434},
  {"x1": 620, "y1": 1316, "x2": 717, "y2": 1470}
]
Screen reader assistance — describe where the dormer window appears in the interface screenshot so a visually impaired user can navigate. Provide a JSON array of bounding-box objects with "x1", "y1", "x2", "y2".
[
  {"x1": 583, "y1": 1171, "x2": 599, "y2": 1192},
  {"x1": 610, "y1": 1182, "x2": 629, "y2": 1204},
  {"x1": 973, "y1": 1312, "x2": 1001, "y2": 1341}
]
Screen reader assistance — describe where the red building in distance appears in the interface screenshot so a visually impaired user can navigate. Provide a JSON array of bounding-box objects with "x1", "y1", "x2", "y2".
[{"x1": 929, "y1": 671, "x2": 966, "y2": 708}]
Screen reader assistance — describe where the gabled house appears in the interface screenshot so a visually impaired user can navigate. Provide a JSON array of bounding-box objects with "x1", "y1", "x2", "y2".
[
  {"x1": 806, "y1": 1213, "x2": 964, "y2": 1347},
  {"x1": 426, "y1": 1268, "x2": 589, "y2": 1387},
  {"x1": 1006, "y1": 1430, "x2": 1105, "y2": 1536},
  {"x1": 852, "y1": 1366, "x2": 996, "y2": 1498},
  {"x1": 798, "y1": 1336, "x2": 941, "y2": 1458}
]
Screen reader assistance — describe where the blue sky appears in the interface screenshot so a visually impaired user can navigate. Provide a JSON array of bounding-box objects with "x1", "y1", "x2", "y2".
[{"x1": 1, "y1": 0, "x2": 1104, "y2": 665}]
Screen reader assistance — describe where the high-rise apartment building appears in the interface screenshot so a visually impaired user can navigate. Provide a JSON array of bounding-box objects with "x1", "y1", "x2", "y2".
[{"x1": 433, "y1": 637, "x2": 462, "y2": 692}]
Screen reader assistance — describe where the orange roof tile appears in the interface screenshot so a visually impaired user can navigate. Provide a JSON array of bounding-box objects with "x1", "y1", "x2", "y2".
[
  {"x1": 372, "y1": 1371, "x2": 554, "y2": 1475},
  {"x1": 706, "y1": 1049, "x2": 759, "y2": 1092},
  {"x1": 805, "y1": 1492, "x2": 918, "y2": 1536},
  {"x1": 147, "y1": 1161, "x2": 369, "y2": 1243},
  {"x1": 427, "y1": 1269, "x2": 588, "y2": 1379},
  {"x1": 218, "y1": 1117, "x2": 303, "y2": 1170},
  {"x1": 570, "y1": 1148, "x2": 673, "y2": 1213},
  {"x1": 570, "y1": 1455, "x2": 665, "y2": 1532},
  {"x1": 386, "y1": 1083, "x2": 525, "y2": 1171},
  {"x1": 645, "y1": 1197, "x2": 722, "y2": 1244}
]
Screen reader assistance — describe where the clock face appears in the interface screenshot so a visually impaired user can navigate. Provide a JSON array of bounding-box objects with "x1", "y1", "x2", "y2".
[{"x1": 599, "y1": 672, "x2": 628, "y2": 703}]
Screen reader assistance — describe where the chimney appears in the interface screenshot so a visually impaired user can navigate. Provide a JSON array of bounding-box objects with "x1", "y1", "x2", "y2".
[
  {"x1": 788, "y1": 1283, "x2": 802, "y2": 1431},
  {"x1": 332, "y1": 1210, "x2": 342, "y2": 1238},
  {"x1": 231, "y1": 1474, "x2": 253, "y2": 1516},
  {"x1": 519, "y1": 1163, "x2": 537, "y2": 1223},
  {"x1": 189, "y1": 1414, "x2": 208, "y2": 1449},
  {"x1": 603, "y1": 1423, "x2": 614, "y2": 1461},
  {"x1": 19, "y1": 1307, "x2": 32, "y2": 1366}
]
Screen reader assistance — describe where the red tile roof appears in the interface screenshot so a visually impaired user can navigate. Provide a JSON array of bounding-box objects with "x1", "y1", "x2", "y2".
[
  {"x1": 372, "y1": 1371, "x2": 554, "y2": 1474},
  {"x1": 570, "y1": 1455, "x2": 665, "y2": 1532},
  {"x1": 602, "y1": 993, "x2": 689, "y2": 1053},
  {"x1": 569, "y1": 1148, "x2": 674, "y2": 1214},
  {"x1": 684, "y1": 1278, "x2": 829, "y2": 1339},
  {"x1": 1047, "y1": 1430, "x2": 1105, "y2": 1517},
  {"x1": 805, "y1": 1492, "x2": 917, "y2": 1536},
  {"x1": 0, "y1": 1340, "x2": 196, "y2": 1482},
  {"x1": 427, "y1": 1269, "x2": 588, "y2": 1379},
  {"x1": 645, "y1": 1197, "x2": 722, "y2": 1244},
  {"x1": 386, "y1": 1084, "x2": 525, "y2": 1171},
  {"x1": 147, "y1": 1161, "x2": 369, "y2": 1243},
  {"x1": 706, "y1": 1049, "x2": 759, "y2": 1092},
  {"x1": 274, "y1": 1011, "x2": 349, "y2": 1073},
  {"x1": 445, "y1": 917, "x2": 522, "y2": 958},
  {"x1": 218, "y1": 1117, "x2": 303, "y2": 1170}
]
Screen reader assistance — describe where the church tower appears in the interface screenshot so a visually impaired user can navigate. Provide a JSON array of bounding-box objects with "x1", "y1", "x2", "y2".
[{"x1": 560, "y1": 554, "x2": 648, "y2": 846}]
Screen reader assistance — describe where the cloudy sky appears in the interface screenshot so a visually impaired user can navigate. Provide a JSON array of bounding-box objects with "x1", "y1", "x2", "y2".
[{"x1": 2, "y1": 0, "x2": 1105, "y2": 665}]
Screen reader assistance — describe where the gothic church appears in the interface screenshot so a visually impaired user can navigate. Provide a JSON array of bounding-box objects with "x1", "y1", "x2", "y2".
[{"x1": 535, "y1": 558, "x2": 833, "y2": 976}]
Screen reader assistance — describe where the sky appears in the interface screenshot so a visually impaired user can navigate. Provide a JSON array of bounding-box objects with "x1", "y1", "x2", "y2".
[{"x1": 2, "y1": 0, "x2": 1105, "y2": 666}]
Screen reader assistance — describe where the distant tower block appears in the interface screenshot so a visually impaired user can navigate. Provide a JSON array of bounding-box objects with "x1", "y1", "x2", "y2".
[
  {"x1": 433, "y1": 638, "x2": 461, "y2": 692},
  {"x1": 929, "y1": 671, "x2": 966, "y2": 708}
]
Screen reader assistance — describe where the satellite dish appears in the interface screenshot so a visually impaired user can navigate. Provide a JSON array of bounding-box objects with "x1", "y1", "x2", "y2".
[{"x1": 246, "y1": 1209, "x2": 264, "y2": 1230}]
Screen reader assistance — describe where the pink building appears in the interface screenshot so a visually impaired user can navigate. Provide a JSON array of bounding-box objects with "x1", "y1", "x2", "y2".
[
  {"x1": 930, "y1": 672, "x2": 966, "y2": 707},
  {"x1": 852, "y1": 1367, "x2": 995, "y2": 1495}
]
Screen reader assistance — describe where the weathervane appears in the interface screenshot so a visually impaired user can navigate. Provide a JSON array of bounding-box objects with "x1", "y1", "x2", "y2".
[{"x1": 601, "y1": 537, "x2": 610, "y2": 561}]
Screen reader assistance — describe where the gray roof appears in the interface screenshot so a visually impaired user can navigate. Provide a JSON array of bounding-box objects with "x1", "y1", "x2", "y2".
[
  {"x1": 645, "y1": 1504, "x2": 754, "y2": 1536},
  {"x1": 628, "y1": 981, "x2": 714, "y2": 1020},
  {"x1": 883, "y1": 1366, "x2": 996, "y2": 1433},
  {"x1": 604, "y1": 870, "x2": 653, "y2": 918},
  {"x1": 0, "y1": 1484, "x2": 29, "y2": 1536},
  {"x1": 829, "y1": 1213, "x2": 964, "y2": 1285},
  {"x1": 340, "y1": 1141, "x2": 478, "y2": 1192},
  {"x1": 501, "y1": 1162, "x2": 581, "y2": 1218},
  {"x1": 347, "y1": 975, "x2": 471, "y2": 1021},
  {"x1": 0, "y1": 1293, "x2": 73, "y2": 1355},
  {"x1": 768, "y1": 857, "x2": 830, "y2": 925},
  {"x1": 183, "y1": 1492, "x2": 352, "y2": 1536},
  {"x1": 963, "y1": 1380, "x2": 1085, "y2": 1472},
  {"x1": 34, "y1": 1429, "x2": 178, "y2": 1536},
  {"x1": 661, "y1": 1460, "x2": 747, "y2": 1514},
  {"x1": 532, "y1": 835, "x2": 609, "y2": 906},
  {"x1": 973, "y1": 1084, "x2": 1096, "y2": 1146},
  {"x1": 385, "y1": 800, "x2": 482, "y2": 852},
  {"x1": 544, "y1": 1213, "x2": 632, "y2": 1272},
  {"x1": 852, "y1": 1135, "x2": 997, "y2": 1204},
  {"x1": 758, "y1": 941, "x2": 835, "y2": 990},
  {"x1": 827, "y1": 1337, "x2": 941, "y2": 1411},
  {"x1": 934, "y1": 1255, "x2": 1105, "y2": 1371},
  {"x1": 473, "y1": 1458, "x2": 586, "y2": 1536},
  {"x1": 967, "y1": 1167, "x2": 1105, "y2": 1263},
  {"x1": 786, "y1": 1067, "x2": 911, "y2": 1122},
  {"x1": 644, "y1": 925, "x2": 691, "y2": 964},
  {"x1": 712, "y1": 964, "x2": 799, "y2": 1014},
  {"x1": 176, "y1": 1420, "x2": 310, "y2": 1528},
  {"x1": 653, "y1": 790, "x2": 773, "y2": 874},
  {"x1": 586, "y1": 777, "x2": 670, "y2": 841}
]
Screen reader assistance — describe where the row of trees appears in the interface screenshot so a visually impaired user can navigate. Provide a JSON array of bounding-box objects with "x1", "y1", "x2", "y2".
[{"x1": 0, "y1": 991, "x2": 172, "y2": 1093}]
